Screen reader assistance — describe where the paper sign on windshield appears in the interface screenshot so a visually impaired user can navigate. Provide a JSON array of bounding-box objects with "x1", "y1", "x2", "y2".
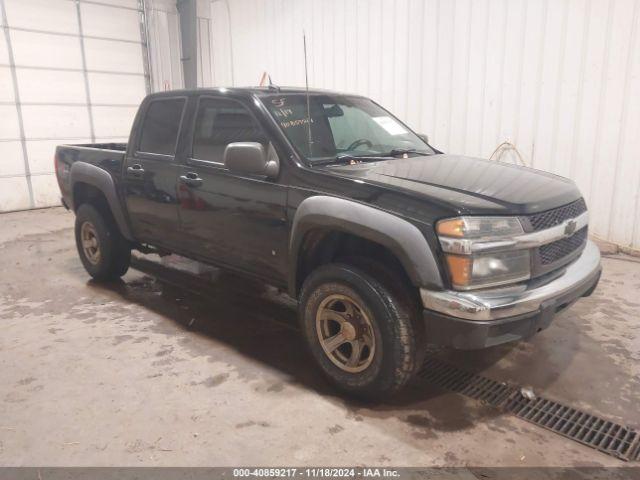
[{"x1": 373, "y1": 116, "x2": 408, "y2": 135}]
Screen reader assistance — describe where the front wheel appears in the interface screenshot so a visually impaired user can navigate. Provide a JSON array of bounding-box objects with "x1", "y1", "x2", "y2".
[
  {"x1": 75, "y1": 203, "x2": 131, "y2": 281},
  {"x1": 299, "y1": 263, "x2": 422, "y2": 400}
]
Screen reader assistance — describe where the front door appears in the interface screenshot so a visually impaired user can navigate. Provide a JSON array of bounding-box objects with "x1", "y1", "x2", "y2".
[
  {"x1": 123, "y1": 97, "x2": 186, "y2": 248},
  {"x1": 177, "y1": 96, "x2": 289, "y2": 285}
]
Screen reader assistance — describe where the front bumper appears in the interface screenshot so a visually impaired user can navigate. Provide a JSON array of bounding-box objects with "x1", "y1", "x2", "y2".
[{"x1": 420, "y1": 240, "x2": 601, "y2": 349}]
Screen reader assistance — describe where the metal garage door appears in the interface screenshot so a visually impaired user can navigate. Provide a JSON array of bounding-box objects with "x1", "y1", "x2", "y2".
[{"x1": 0, "y1": 0, "x2": 151, "y2": 212}]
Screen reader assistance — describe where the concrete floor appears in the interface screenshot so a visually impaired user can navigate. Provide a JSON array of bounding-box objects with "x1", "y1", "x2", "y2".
[{"x1": 0, "y1": 207, "x2": 638, "y2": 467}]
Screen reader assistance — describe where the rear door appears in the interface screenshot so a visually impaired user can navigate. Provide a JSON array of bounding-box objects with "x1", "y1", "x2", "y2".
[
  {"x1": 177, "y1": 95, "x2": 289, "y2": 284},
  {"x1": 123, "y1": 97, "x2": 187, "y2": 248}
]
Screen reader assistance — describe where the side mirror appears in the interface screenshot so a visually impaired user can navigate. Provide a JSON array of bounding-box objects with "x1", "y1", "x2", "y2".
[
  {"x1": 418, "y1": 133, "x2": 430, "y2": 144},
  {"x1": 223, "y1": 142, "x2": 279, "y2": 178}
]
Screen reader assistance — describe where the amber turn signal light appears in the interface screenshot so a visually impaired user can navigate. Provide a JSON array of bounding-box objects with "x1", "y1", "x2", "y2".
[
  {"x1": 444, "y1": 254, "x2": 471, "y2": 287},
  {"x1": 437, "y1": 218, "x2": 466, "y2": 238}
]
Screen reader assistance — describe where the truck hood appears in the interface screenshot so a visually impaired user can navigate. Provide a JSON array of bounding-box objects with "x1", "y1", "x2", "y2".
[{"x1": 324, "y1": 154, "x2": 582, "y2": 215}]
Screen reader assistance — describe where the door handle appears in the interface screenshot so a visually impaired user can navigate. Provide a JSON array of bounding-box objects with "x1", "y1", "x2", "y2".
[
  {"x1": 127, "y1": 164, "x2": 145, "y2": 177},
  {"x1": 180, "y1": 173, "x2": 203, "y2": 188}
]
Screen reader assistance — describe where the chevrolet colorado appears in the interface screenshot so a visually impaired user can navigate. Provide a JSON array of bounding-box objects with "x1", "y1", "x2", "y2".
[{"x1": 55, "y1": 88, "x2": 601, "y2": 398}]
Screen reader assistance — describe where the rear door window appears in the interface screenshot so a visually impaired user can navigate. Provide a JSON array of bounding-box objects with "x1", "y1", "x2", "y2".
[
  {"x1": 138, "y1": 98, "x2": 186, "y2": 156},
  {"x1": 192, "y1": 97, "x2": 265, "y2": 163}
]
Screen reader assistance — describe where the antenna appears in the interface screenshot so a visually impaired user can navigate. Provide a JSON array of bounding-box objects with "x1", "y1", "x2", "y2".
[
  {"x1": 303, "y1": 31, "x2": 313, "y2": 156},
  {"x1": 267, "y1": 74, "x2": 280, "y2": 91},
  {"x1": 259, "y1": 71, "x2": 280, "y2": 91}
]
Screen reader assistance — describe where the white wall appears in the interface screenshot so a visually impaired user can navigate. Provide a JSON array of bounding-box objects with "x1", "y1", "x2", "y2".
[
  {"x1": 147, "y1": 0, "x2": 184, "y2": 92},
  {"x1": 0, "y1": 0, "x2": 181, "y2": 212},
  {"x1": 206, "y1": 0, "x2": 640, "y2": 250}
]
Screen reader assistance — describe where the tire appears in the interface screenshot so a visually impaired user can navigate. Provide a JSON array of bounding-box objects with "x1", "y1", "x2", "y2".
[
  {"x1": 299, "y1": 262, "x2": 422, "y2": 400},
  {"x1": 74, "y1": 203, "x2": 131, "y2": 281}
]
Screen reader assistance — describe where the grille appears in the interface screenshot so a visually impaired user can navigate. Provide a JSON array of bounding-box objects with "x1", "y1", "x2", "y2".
[
  {"x1": 539, "y1": 227, "x2": 588, "y2": 265},
  {"x1": 528, "y1": 198, "x2": 587, "y2": 231},
  {"x1": 418, "y1": 357, "x2": 640, "y2": 461}
]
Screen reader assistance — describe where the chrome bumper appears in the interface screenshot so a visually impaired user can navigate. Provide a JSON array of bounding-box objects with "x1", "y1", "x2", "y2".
[{"x1": 421, "y1": 240, "x2": 601, "y2": 321}]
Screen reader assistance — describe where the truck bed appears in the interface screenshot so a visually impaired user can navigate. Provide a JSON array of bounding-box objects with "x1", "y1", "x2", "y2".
[
  {"x1": 65, "y1": 142, "x2": 127, "y2": 152},
  {"x1": 55, "y1": 143, "x2": 128, "y2": 210}
]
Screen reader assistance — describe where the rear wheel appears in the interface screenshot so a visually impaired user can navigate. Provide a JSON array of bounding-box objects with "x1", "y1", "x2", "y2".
[
  {"x1": 75, "y1": 203, "x2": 130, "y2": 281},
  {"x1": 299, "y1": 262, "x2": 422, "y2": 400}
]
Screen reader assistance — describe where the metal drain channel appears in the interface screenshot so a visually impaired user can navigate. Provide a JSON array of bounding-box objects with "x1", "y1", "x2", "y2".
[{"x1": 417, "y1": 357, "x2": 640, "y2": 462}]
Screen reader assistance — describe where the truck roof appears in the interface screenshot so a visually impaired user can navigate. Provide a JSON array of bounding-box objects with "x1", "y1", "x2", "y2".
[{"x1": 145, "y1": 86, "x2": 363, "y2": 99}]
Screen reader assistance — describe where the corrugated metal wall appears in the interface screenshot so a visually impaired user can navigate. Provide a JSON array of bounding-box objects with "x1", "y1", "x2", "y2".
[
  {"x1": 0, "y1": 0, "x2": 181, "y2": 212},
  {"x1": 206, "y1": 0, "x2": 640, "y2": 250}
]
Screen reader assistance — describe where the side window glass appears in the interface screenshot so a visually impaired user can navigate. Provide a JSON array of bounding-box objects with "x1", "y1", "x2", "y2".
[
  {"x1": 192, "y1": 97, "x2": 266, "y2": 163},
  {"x1": 138, "y1": 99, "x2": 186, "y2": 156}
]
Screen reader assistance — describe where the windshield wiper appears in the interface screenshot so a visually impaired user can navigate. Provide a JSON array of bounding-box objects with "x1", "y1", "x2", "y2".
[
  {"x1": 336, "y1": 153, "x2": 395, "y2": 162},
  {"x1": 308, "y1": 154, "x2": 392, "y2": 166},
  {"x1": 310, "y1": 152, "x2": 407, "y2": 166},
  {"x1": 385, "y1": 148, "x2": 432, "y2": 157}
]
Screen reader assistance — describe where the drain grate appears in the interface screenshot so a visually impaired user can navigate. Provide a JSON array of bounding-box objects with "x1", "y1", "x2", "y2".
[
  {"x1": 418, "y1": 357, "x2": 516, "y2": 406},
  {"x1": 504, "y1": 394, "x2": 640, "y2": 461},
  {"x1": 417, "y1": 357, "x2": 640, "y2": 462}
]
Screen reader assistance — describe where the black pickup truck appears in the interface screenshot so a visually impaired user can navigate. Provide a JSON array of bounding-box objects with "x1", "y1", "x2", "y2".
[{"x1": 55, "y1": 87, "x2": 601, "y2": 398}]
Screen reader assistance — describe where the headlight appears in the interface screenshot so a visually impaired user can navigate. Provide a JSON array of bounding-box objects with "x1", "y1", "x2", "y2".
[
  {"x1": 437, "y1": 217, "x2": 530, "y2": 290},
  {"x1": 437, "y1": 216, "x2": 524, "y2": 239},
  {"x1": 444, "y1": 250, "x2": 531, "y2": 289}
]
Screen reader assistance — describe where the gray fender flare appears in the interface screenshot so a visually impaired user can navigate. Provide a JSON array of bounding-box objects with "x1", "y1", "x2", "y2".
[
  {"x1": 69, "y1": 161, "x2": 134, "y2": 241},
  {"x1": 288, "y1": 195, "x2": 443, "y2": 296}
]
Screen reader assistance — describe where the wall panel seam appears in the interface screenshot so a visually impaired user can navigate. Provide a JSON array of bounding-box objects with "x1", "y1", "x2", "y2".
[
  {"x1": 568, "y1": 0, "x2": 592, "y2": 181},
  {"x1": 587, "y1": 0, "x2": 614, "y2": 206},
  {"x1": 512, "y1": 0, "x2": 528, "y2": 149},
  {"x1": 138, "y1": 0, "x2": 153, "y2": 94},
  {"x1": 78, "y1": 0, "x2": 141, "y2": 12},
  {"x1": 5, "y1": 26, "x2": 143, "y2": 44},
  {"x1": 1, "y1": 0, "x2": 34, "y2": 208},
  {"x1": 0, "y1": 172, "x2": 55, "y2": 179},
  {"x1": 548, "y1": 0, "x2": 570, "y2": 172},
  {"x1": 477, "y1": 0, "x2": 490, "y2": 154},
  {"x1": 416, "y1": 0, "x2": 426, "y2": 133},
  {"x1": 461, "y1": 0, "x2": 473, "y2": 155},
  {"x1": 530, "y1": 0, "x2": 549, "y2": 165},
  {"x1": 0, "y1": 135, "x2": 125, "y2": 143},
  {"x1": 495, "y1": 0, "x2": 509, "y2": 144},
  {"x1": 0, "y1": 64, "x2": 147, "y2": 76},
  {"x1": 0, "y1": 101, "x2": 140, "y2": 106},
  {"x1": 432, "y1": 0, "x2": 441, "y2": 133},
  {"x1": 75, "y1": 0, "x2": 96, "y2": 143},
  {"x1": 446, "y1": 0, "x2": 456, "y2": 149}
]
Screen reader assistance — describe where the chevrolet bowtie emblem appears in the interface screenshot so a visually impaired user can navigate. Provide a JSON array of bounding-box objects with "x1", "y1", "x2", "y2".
[{"x1": 564, "y1": 219, "x2": 577, "y2": 236}]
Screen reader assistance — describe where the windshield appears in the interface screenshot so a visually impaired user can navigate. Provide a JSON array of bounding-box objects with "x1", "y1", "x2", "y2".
[{"x1": 262, "y1": 94, "x2": 434, "y2": 162}]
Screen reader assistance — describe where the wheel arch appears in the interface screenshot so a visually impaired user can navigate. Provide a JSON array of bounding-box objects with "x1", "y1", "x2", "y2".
[
  {"x1": 288, "y1": 196, "x2": 443, "y2": 297},
  {"x1": 70, "y1": 162, "x2": 134, "y2": 241}
]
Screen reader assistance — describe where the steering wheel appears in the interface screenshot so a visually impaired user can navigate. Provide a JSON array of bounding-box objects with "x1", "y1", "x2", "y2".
[{"x1": 346, "y1": 138, "x2": 373, "y2": 151}]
